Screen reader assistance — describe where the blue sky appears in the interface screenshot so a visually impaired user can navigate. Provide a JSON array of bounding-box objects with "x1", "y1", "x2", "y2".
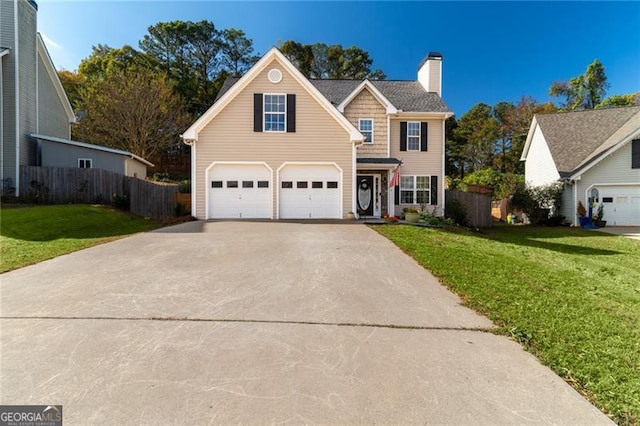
[{"x1": 38, "y1": 1, "x2": 640, "y2": 116}]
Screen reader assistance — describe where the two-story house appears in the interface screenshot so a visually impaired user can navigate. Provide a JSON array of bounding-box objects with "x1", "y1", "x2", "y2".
[
  {"x1": 183, "y1": 47, "x2": 452, "y2": 220},
  {"x1": 1, "y1": 0, "x2": 76, "y2": 195},
  {"x1": 1, "y1": 0, "x2": 152, "y2": 196}
]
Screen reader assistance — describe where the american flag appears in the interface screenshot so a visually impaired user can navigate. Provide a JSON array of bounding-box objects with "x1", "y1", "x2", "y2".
[{"x1": 389, "y1": 164, "x2": 401, "y2": 188}]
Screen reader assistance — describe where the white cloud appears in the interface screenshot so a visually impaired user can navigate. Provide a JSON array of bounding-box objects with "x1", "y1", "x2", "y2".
[{"x1": 41, "y1": 33, "x2": 61, "y2": 50}]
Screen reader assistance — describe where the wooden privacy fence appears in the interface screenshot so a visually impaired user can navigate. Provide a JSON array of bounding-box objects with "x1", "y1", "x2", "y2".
[
  {"x1": 129, "y1": 178, "x2": 179, "y2": 220},
  {"x1": 446, "y1": 189, "x2": 492, "y2": 227},
  {"x1": 19, "y1": 166, "x2": 179, "y2": 221}
]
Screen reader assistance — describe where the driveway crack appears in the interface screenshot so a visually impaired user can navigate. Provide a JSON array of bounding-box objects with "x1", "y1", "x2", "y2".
[{"x1": 0, "y1": 315, "x2": 493, "y2": 332}]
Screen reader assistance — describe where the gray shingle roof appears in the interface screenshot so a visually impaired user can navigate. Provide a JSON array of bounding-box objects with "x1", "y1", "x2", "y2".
[
  {"x1": 536, "y1": 106, "x2": 640, "y2": 176},
  {"x1": 215, "y1": 77, "x2": 451, "y2": 113},
  {"x1": 356, "y1": 157, "x2": 402, "y2": 165}
]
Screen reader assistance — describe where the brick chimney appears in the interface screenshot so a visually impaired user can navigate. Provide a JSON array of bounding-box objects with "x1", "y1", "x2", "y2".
[{"x1": 417, "y1": 52, "x2": 442, "y2": 96}]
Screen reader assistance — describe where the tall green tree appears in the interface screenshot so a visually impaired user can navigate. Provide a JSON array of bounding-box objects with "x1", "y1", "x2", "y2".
[
  {"x1": 596, "y1": 92, "x2": 640, "y2": 109},
  {"x1": 74, "y1": 70, "x2": 190, "y2": 159},
  {"x1": 550, "y1": 59, "x2": 609, "y2": 110},
  {"x1": 139, "y1": 20, "x2": 222, "y2": 115},
  {"x1": 279, "y1": 41, "x2": 314, "y2": 76},
  {"x1": 220, "y1": 28, "x2": 259, "y2": 78},
  {"x1": 453, "y1": 103, "x2": 499, "y2": 173},
  {"x1": 277, "y1": 41, "x2": 386, "y2": 79},
  {"x1": 57, "y1": 70, "x2": 85, "y2": 112}
]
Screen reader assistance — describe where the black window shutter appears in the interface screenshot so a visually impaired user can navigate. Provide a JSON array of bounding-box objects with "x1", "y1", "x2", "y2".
[
  {"x1": 287, "y1": 94, "x2": 296, "y2": 133},
  {"x1": 394, "y1": 185, "x2": 400, "y2": 205},
  {"x1": 632, "y1": 139, "x2": 640, "y2": 169},
  {"x1": 400, "y1": 122, "x2": 407, "y2": 151},
  {"x1": 430, "y1": 176, "x2": 438, "y2": 205},
  {"x1": 253, "y1": 93, "x2": 263, "y2": 132},
  {"x1": 421, "y1": 122, "x2": 428, "y2": 151}
]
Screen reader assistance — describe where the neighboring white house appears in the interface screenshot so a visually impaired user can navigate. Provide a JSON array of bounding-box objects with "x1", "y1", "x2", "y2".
[
  {"x1": 521, "y1": 106, "x2": 640, "y2": 226},
  {"x1": 182, "y1": 47, "x2": 453, "y2": 220}
]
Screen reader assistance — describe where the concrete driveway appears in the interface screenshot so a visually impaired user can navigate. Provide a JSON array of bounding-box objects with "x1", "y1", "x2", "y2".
[
  {"x1": 595, "y1": 226, "x2": 640, "y2": 240},
  {"x1": 1, "y1": 221, "x2": 611, "y2": 424}
]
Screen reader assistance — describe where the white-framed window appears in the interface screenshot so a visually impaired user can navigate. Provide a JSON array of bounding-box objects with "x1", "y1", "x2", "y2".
[
  {"x1": 264, "y1": 94, "x2": 286, "y2": 132},
  {"x1": 400, "y1": 175, "x2": 430, "y2": 204},
  {"x1": 359, "y1": 119, "x2": 374, "y2": 143},
  {"x1": 78, "y1": 158, "x2": 92, "y2": 169},
  {"x1": 407, "y1": 122, "x2": 421, "y2": 151}
]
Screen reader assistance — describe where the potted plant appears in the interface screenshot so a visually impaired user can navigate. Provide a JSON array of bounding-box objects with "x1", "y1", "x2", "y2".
[
  {"x1": 405, "y1": 207, "x2": 420, "y2": 223},
  {"x1": 346, "y1": 211, "x2": 356, "y2": 220},
  {"x1": 577, "y1": 201, "x2": 590, "y2": 227},
  {"x1": 594, "y1": 204, "x2": 606, "y2": 227}
]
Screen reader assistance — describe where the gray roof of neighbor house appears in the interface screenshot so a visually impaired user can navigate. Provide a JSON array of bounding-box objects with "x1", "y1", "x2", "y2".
[
  {"x1": 535, "y1": 106, "x2": 640, "y2": 176},
  {"x1": 215, "y1": 78, "x2": 451, "y2": 113}
]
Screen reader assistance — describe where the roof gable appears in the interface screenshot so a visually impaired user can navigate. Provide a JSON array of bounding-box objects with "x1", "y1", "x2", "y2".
[
  {"x1": 36, "y1": 33, "x2": 76, "y2": 123},
  {"x1": 524, "y1": 106, "x2": 640, "y2": 175},
  {"x1": 337, "y1": 80, "x2": 397, "y2": 114},
  {"x1": 183, "y1": 47, "x2": 363, "y2": 142}
]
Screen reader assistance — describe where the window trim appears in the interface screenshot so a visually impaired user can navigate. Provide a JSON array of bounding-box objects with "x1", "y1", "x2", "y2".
[
  {"x1": 399, "y1": 175, "x2": 431, "y2": 205},
  {"x1": 407, "y1": 122, "x2": 421, "y2": 151},
  {"x1": 263, "y1": 93, "x2": 287, "y2": 133},
  {"x1": 358, "y1": 118, "x2": 374, "y2": 144},
  {"x1": 78, "y1": 158, "x2": 92, "y2": 169}
]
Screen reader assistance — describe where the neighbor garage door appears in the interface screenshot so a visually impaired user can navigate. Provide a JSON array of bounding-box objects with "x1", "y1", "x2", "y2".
[
  {"x1": 208, "y1": 164, "x2": 271, "y2": 219},
  {"x1": 600, "y1": 186, "x2": 640, "y2": 226},
  {"x1": 279, "y1": 164, "x2": 341, "y2": 219}
]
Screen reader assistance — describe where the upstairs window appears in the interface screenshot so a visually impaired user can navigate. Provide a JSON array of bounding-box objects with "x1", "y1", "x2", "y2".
[
  {"x1": 264, "y1": 94, "x2": 286, "y2": 132},
  {"x1": 359, "y1": 119, "x2": 374, "y2": 143},
  {"x1": 407, "y1": 122, "x2": 421, "y2": 151},
  {"x1": 632, "y1": 139, "x2": 640, "y2": 169},
  {"x1": 78, "y1": 158, "x2": 92, "y2": 169},
  {"x1": 255, "y1": 93, "x2": 295, "y2": 133}
]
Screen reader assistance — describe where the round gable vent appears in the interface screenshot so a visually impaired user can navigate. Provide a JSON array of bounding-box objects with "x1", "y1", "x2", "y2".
[{"x1": 267, "y1": 68, "x2": 283, "y2": 84}]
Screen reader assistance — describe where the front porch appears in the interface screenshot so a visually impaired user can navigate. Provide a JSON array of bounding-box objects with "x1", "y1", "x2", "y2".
[{"x1": 355, "y1": 158, "x2": 400, "y2": 219}]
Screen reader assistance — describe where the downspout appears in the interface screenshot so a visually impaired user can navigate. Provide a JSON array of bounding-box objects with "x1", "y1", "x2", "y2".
[
  {"x1": 573, "y1": 179, "x2": 579, "y2": 226},
  {"x1": 441, "y1": 119, "x2": 446, "y2": 216},
  {"x1": 182, "y1": 136, "x2": 197, "y2": 217},
  {"x1": 14, "y1": 0, "x2": 20, "y2": 196}
]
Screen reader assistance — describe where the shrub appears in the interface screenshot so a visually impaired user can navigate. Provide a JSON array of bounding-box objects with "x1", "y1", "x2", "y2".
[
  {"x1": 112, "y1": 194, "x2": 130, "y2": 211},
  {"x1": 445, "y1": 198, "x2": 468, "y2": 226},
  {"x1": 178, "y1": 180, "x2": 191, "y2": 193},
  {"x1": 463, "y1": 170, "x2": 524, "y2": 200},
  {"x1": 511, "y1": 182, "x2": 563, "y2": 225},
  {"x1": 174, "y1": 202, "x2": 189, "y2": 217}
]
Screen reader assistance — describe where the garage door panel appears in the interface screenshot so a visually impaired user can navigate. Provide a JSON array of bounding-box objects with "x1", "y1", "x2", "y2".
[
  {"x1": 279, "y1": 165, "x2": 341, "y2": 219},
  {"x1": 599, "y1": 186, "x2": 640, "y2": 226},
  {"x1": 209, "y1": 165, "x2": 271, "y2": 219}
]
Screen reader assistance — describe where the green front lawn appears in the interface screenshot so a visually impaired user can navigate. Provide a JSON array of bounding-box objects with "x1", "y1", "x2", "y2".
[
  {"x1": 374, "y1": 224, "x2": 640, "y2": 425},
  {"x1": 1, "y1": 205, "x2": 159, "y2": 273}
]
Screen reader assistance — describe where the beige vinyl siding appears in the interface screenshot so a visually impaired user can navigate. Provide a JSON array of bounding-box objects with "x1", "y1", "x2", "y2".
[
  {"x1": 194, "y1": 58, "x2": 353, "y2": 219},
  {"x1": 390, "y1": 117, "x2": 444, "y2": 215},
  {"x1": 343, "y1": 88, "x2": 387, "y2": 157},
  {"x1": 37, "y1": 53, "x2": 70, "y2": 139}
]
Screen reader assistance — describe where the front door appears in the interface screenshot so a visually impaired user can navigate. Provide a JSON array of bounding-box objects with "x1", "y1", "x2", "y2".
[{"x1": 357, "y1": 175, "x2": 374, "y2": 216}]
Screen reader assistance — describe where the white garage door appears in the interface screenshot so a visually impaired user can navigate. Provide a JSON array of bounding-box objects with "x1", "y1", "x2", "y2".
[
  {"x1": 209, "y1": 164, "x2": 271, "y2": 219},
  {"x1": 279, "y1": 165, "x2": 341, "y2": 219},
  {"x1": 600, "y1": 186, "x2": 640, "y2": 226}
]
